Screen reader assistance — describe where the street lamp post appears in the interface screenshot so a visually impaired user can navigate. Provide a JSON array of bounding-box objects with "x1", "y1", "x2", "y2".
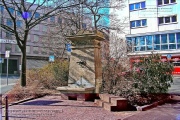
[{"x1": 5, "y1": 51, "x2": 10, "y2": 85}]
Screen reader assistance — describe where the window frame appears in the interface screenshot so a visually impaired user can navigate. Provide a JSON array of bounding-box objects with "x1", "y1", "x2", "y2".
[
  {"x1": 50, "y1": 16, "x2": 55, "y2": 23},
  {"x1": 0, "y1": 6, "x2": 4, "y2": 13},
  {"x1": 6, "y1": 19, "x2": 13, "y2": 27},
  {"x1": 7, "y1": 7, "x2": 14, "y2": 14},
  {"x1": 34, "y1": 12, "x2": 40, "y2": 19},
  {"x1": 129, "y1": 1, "x2": 146, "y2": 11},
  {"x1": 16, "y1": 20, "x2": 22, "y2": 28},
  {"x1": 158, "y1": 15, "x2": 177, "y2": 25},
  {"x1": 157, "y1": 0, "x2": 176, "y2": 6},
  {"x1": 128, "y1": 32, "x2": 180, "y2": 52},
  {"x1": 130, "y1": 19, "x2": 147, "y2": 28}
]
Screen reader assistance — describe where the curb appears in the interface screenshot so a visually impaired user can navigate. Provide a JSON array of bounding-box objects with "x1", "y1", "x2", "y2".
[{"x1": 136, "y1": 96, "x2": 171, "y2": 111}]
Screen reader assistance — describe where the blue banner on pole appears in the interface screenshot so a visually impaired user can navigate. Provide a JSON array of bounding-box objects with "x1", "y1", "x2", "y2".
[
  {"x1": 49, "y1": 55, "x2": 55, "y2": 62},
  {"x1": 66, "y1": 43, "x2": 71, "y2": 52}
]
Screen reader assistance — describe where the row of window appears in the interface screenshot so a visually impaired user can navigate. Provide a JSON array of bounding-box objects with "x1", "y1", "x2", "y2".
[
  {"x1": 127, "y1": 32, "x2": 180, "y2": 51},
  {"x1": 5, "y1": 32, "x2": 40, "y2": 42},
  {"x1": 158, "y1": 0, "x2": 176, "y2": 6},
  {"x1": 0, "y1": 6, "x2": 58, "y2": 22},
  {"x1": 129, "y1": 0, "x2": 176, "y2": 11},
  {"x1": 130, "y1": 15, "x2": 177, "y2": 28},
  {"x1": 4, "y1": 44, "x2": 50, "y2": 55},
  {"x1": 130, "y1": 19, "x2": 147, "y2": 28},
  {"x1": 5, "y1": 18, "x2": 86, "y2": 30},
  {"x1": 129, "y1": 1, "x2": 146, "y2": 11}
]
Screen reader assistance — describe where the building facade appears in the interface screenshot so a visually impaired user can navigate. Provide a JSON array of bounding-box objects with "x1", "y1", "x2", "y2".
[
  {"x1": 126, "y1": 0, "x2": 180, "y2": 74},
  {"x1": 0, "y1": 2, "x2": 89, "y2": 75}
]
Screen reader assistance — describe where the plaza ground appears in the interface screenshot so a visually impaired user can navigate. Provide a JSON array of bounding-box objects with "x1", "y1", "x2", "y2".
[{"x1": 1, "y1": 95, "x2": 180, "y2": 120}]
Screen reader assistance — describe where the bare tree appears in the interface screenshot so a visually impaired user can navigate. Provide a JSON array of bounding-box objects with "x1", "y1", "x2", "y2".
[
  {"x1": 0, "y1": 0, "x2": 82, "y2": 86},
  {"x1": 101, "y1": 32, "x2": 131, "y2": 94},
  {"x1": 82, "y1": 0, "x2": 126, "y2": 30}
]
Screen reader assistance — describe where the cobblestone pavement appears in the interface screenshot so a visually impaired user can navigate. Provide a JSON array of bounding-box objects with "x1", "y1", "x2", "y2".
[{"x1": 1, "y1": 95, "x2": 180, "y2": 120}]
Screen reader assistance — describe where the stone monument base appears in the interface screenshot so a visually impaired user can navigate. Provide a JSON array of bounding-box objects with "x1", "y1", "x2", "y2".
[{"x1": 56, "y1": 86, "x2": 98, "y2": 101}]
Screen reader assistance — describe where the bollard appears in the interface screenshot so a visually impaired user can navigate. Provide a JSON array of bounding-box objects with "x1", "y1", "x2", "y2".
[{"x1": 5, "y1": 95, "x2": 8, "y2": 120}]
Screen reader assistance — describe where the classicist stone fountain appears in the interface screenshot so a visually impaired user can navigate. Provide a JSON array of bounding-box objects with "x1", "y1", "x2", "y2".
[{"x1": 56, "y1": 30, "x2": 105, "y2": 101}]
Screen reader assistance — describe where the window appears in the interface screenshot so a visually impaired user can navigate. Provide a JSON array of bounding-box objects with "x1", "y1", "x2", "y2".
[
  {"x1": 142, "y1": 19, "x2": 147, "y2": 26},
  {"x1": 146, "y1": 35, "x2": 153, "y2": 45},
  {"x1": 0, "y1": 6, "x2": 4, "y2": 13},
  {"x1": 42, "y1": 25, "x2": 47, "y2": 32},
  {"x1": 17, "y1": 11, "x2": 21, "y2": 16},
  {"x1": 27, "y1": 35, "x2": 31, "y2": 41},
  {"x1": 158, "y1": 17, "x2": 164, "y2": 24},
  {"x1": 139, "y1": 36, "x2": 145, "y2": 45},
  {"x1": 136, "y1": 20, "x2": 141, "y2": 27},
  {"x1": 34, "y1": 25, "x2": 39, "y2": 30},
  {"x1": 26, "y1": 46, "x2": 31, "y2": 53},
  {"x1": 161, "y1": 34, "x2": 167, "y2": 43},
  {"x1": 171, "y1": 0, "x2": 176, "y2": 3},
  {"x1": 158, "y1": 0, "x2": 163, "y2": 5},
  {"x1": 169, "y1": 44, "x2": 176, "y2": 49},
  {"x1": 130, "y1": 21, "x2": 135, "y2": 28},
  {"x1": 157, "y1": 0, "x2": 176, "y2": 6},
  {"x1": 7, "y1": 19, "x2": 13, "y2": 27},
  {"x1": 154, "y1": 45, "x2": 160, "y2": 50},
  {"x1": 134, "y1": 37, "x2": 139, "y2": 46},
  {"x1": 129, "y1": 4, "x2": 134, "y2": 11},
  {"x1": 82, "y1": 23, "x2": 86, "y2": 29},
  {"x1": 172, "y1": 15, "x2": 177, "y2": 22},
  {"x1": 128, "y1": 32, "x2": 180, "y2": 52},
  {"x1": 165, "y1": 17, "x2": 170, "y2": 23},
  {"x1": 50, "y1": 16, "x2": 55, "y2": 22},
  {"x1": 33, "y1": 46, "x2": 39, "y2": 54},
  {"x1": 58, "y1": 17, "x2": 62, "y2": 24},
  {"x1": 177, "y1": 33, "x2": 180, "y2": 43},
  {"x1": 141, "y1": 2, "x2": 146, "y2": 8},
  {"x1": 7, "y1": 7, "x2": 14, "y2": 14},
  {"x1": 154, "y1": 35, "x2": 160, "y2": 44},
  {"x1": 16, "y1": 20, "x2": 22, "y2": 28},
  {"x1": 130, "y1": 19, "x2": 147, "y2": 28},
  {"x1": 15, "y1": 45, "x2": 21, "y2": 52},
  {"x1": 164, "y1": 0, "x2": 169, "y2": 4},
  {"x1": 169, "y1": 33, "x2": 175, "y2": 43},
  {"x1": 34, "y1": 35, "x2": 39, "y2": 42},
  {"x1": 158, "y1": 15, "x2": 177, "y2": 24},
  {"x1": 5, "y1": 44, "x2": 12, "y2": 51},
  {"x1": 129, "y1": 1, "x2": 146, "y2": 11},
  {"x1": 135, "y1": 3, "x2": 140, "y2": 9},
  {"x1": 35, "y1": 12, "x2": 40, "y2": 18},
  {"x1": 6, "y1": 32, "x2": 12, "y2": 39},
  {"x1": 161, "y1": 45, "x2": 168, "y2": 50}
]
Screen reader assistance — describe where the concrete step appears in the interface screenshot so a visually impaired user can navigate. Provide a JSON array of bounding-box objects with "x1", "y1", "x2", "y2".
[
  {"x1": 96, "y1": 94, "x2": 128, "y2": 111},
  {"x1": 94, "y1": 99, "x2": 106, "y2": 107},
  {"x1": 99, "y1": 94, "x2": 119, "y2": 103},
  {"x1": 103, "y1": 102, "x2": 116, "y2": 111},
  {"x1": 110, "y1": 97, "x2": 127, "y2": 106}
]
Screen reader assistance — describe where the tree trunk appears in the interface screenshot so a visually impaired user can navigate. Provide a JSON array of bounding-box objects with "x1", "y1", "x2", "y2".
[{"x1": 21, "y1": 47, "x2": 26, "y2": 87}]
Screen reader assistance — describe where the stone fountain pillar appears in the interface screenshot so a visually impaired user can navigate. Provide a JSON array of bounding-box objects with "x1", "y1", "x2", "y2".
[{"x1": 57, "y1": 30, "x2": 105, "y2": 100}]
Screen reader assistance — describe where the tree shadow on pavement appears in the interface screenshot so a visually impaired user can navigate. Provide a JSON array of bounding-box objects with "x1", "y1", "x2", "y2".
[{"x1": 21, "y1": 100, "x2": 62, "y2": 105}]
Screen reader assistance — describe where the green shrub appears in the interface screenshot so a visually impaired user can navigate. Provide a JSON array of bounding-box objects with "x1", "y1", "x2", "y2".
[
  {"x1": 101, "y1": 53, "x2": 173, "y2": 105},
  {"x1": 27, "y1": 59, "x2": 69, "y2": 89},
  {"x1": 132, "y1": 53, "x2": 173, "y2": 94}
]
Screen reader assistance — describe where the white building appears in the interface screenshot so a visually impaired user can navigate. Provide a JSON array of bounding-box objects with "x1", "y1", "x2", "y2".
[
  {"x1": 125, "y1": 0, "x2": 180, "y2": 74},
  {"x1": 126, "y1": 0, "x2": 180, "y2": 54}
]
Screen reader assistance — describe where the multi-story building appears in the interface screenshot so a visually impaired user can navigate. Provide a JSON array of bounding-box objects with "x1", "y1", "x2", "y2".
[
  {"x1": 126, "y1": 0, "x2": 180, "y2": 74},
  {"x1": 0, "y1": 2, "x2": 90, "y2": 76}
]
